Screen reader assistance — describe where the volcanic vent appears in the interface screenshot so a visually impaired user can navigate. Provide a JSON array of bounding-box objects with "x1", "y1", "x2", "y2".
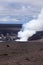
[{"x1": 16, "y1": 8, "x2": 43, "y2": 42}]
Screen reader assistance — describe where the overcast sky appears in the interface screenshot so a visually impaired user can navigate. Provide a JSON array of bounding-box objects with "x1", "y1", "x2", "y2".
[{"x1": 0, "y1": 0, "x2": 43, "y2": 24}]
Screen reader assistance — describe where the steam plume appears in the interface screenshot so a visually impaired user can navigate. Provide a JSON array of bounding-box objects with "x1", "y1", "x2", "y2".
[{"x1": 16, "y1": 8, "x2": 43, "y2": 41}]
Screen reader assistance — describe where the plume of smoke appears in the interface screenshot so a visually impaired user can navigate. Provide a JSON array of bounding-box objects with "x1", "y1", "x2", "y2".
[{"x1": 16, "y1": 8, "x2": 43, "y2": 41}]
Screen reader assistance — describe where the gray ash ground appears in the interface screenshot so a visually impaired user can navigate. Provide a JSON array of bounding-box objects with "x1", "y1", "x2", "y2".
[{"x1": 0, "y1": 41, "x2": 43, "y2": 65}]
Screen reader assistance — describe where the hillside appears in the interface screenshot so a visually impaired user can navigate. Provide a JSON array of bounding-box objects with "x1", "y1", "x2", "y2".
[{"x1": 29, "y1": 31, "x2": 43, "y2": 41}]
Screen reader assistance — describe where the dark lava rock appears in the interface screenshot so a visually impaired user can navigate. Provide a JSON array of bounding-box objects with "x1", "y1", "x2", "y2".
[
  {"x1": 6, "y1": 45, "x2": 10, "y2": 47},
  {"x1": 28, "y1": 31, "x2": 43, "y2": 41}
]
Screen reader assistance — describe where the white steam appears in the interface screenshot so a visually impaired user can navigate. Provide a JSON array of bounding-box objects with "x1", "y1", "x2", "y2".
[{"x1": 16, "y1": 8, "x2": 43, "y2": 41}]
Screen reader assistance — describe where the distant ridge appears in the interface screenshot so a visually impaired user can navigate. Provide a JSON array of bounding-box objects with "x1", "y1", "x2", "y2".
[
  {"x1": 0, "y1": 24, "x2": 22, "y2": 28},
  {"x1": 0, "y1": 24, "x2": 22, "y2": 35}
]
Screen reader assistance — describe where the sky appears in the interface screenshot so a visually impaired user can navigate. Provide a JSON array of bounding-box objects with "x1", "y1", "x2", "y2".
[{"x1": 0, "y1": 0, "x2": 43, "y2": 24}]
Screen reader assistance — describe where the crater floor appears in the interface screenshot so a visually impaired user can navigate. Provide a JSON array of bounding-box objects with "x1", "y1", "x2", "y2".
[{"x1": 0, "y1": 41, "x2": 43, "y2": 65}]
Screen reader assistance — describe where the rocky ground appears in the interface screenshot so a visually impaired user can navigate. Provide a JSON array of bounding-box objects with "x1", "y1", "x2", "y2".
[{"x1": 0, "y1": 41, "x2": 43, "y2": 65}]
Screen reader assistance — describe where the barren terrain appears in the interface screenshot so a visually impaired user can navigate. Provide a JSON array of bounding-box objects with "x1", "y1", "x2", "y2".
[
  {"x1": 0, "y1": 41, "x2": 43, "y2": 65},
  {"x1": 0, "y1": 24, "x2": 43, "y2": 65}
]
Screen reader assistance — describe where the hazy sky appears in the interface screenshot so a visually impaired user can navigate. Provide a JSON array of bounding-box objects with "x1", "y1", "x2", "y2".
[{"x1": 0, "y1": 0, "x2": 43, "y2": 24}]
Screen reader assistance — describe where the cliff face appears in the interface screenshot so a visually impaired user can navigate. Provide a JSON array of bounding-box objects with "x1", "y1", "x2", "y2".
[
  {"x1": 0, "y1": 24, "x2": 43, "y2": 41},
  {"x1": 28, "y1": 31, "x2": 43, "y2": 41}
]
